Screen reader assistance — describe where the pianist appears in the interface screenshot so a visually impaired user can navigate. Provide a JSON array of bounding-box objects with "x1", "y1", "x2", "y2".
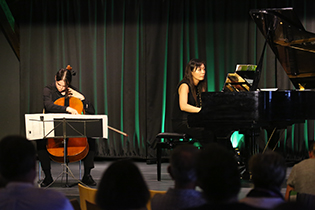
[
  {"x1": 37, "y1": 67, "x2": 97, "y2": 187},
  {"x1": 171, "y1": 59, "x2": 215, "y2": 145}
]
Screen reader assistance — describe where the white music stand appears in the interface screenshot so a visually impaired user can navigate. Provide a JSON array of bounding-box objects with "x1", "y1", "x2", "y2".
[{"x1": 25, "y1": 113, "x2": 108, "y2": 187}]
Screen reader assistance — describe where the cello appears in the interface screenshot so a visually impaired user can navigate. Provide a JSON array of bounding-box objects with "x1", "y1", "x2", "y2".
[{"x1": 46, "y1": 65, "x2": 89, "y2": 163}]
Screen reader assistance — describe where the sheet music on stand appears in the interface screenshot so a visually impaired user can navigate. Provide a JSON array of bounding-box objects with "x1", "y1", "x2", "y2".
[
  {"x1": 25, "y1": 113, "x2": 108, "y2": 187},
  {"x1": 25, "y1": 113, "x2": 108, "y2": 140}
]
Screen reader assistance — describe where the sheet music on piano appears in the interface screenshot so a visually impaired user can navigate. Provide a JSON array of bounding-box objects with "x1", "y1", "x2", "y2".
[
  {"x1": 222, "y1": 64, "x2": 257, "y2": 92},
  {"x1": 25, "y1": 113, "x2": 108, "y2": 140}
]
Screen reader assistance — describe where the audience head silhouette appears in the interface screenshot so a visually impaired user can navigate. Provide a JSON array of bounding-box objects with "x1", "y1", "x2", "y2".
[
  {"x1": 168, "y1": 144, "x2": 199, "y2": 188},
  {"x1": 0, "y1": 135, "x2": 74, "y2": 210},
  {"x1": 96, "y1": 159, "x2": 150, "y2": 210},
  {"x1": 0, "y1": 135, "x2": 36, "y2": 183},
  {"x1": 196, "y1": 143, "x2": 240, "y2": 203},
  {"x1": 249, "y1": 151, "x2": 286, "y2": 190}
]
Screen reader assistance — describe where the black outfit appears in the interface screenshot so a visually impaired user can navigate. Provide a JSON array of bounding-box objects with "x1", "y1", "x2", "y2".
[
  {"x1": 38, "y1": 82, "x2": 96, "y2": 186},
  {"x1": 43, "y1": 83, "x2": 95, "y2": 114},
  {"x1": 171, "y1": 80, "x2": 216, "y2": 146}
]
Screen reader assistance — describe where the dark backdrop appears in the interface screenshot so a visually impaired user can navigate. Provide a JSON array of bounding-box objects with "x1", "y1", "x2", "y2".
[{"x1": 13, "y1": 0, "x2": 315, "y2": 159}]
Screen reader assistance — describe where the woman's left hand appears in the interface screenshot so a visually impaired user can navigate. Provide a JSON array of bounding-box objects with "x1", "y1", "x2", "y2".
[{"x1": 68, "y1": 88, "x2": 85, "y2": 101}]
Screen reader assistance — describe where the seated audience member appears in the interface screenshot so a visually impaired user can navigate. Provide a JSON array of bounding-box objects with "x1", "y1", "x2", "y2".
[
  {"x1": 240, "y1": 151, "x2": 286, "y2": 209},
  {"x1": 96, "y1": 159, "x2": 150, "y2": 210},
  {"x1": 184, "y1": 143, "x2": 264, "y2": 210},
  {"x1": 285, "y1": 141, "x2": 315, "y2": 199},
  {"x1": 0, "y1": 135, "x2": 74, "y2": 210},
  {"x1": 151, "y1": 144, "x2": 206, "y2": 210}
]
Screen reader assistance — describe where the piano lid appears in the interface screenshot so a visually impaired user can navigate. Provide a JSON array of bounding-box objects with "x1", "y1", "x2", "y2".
[{"x1": 250, "y1": 7, "x2": 315, "y2": 89}]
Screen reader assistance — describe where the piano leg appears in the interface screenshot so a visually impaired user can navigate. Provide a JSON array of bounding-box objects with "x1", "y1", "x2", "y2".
[
  {"x1": 241, "y1": 128, "x2": 260, "y2": 180},
  {"x1": 212, "y1": 130, "x2": 248, "y2": 178},
  {"x1": 212, "y1": 129, "x2": 235, "y2": 152},
  {"x1": 211, "y1": 128, "x2": 260, "y2": 180},
  {"x1": 215, "y1": 136, "x2": 235, "y2": 153}
]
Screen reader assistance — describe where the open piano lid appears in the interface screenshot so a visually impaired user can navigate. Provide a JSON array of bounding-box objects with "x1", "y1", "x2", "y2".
[{"x1": 250, "y1": 7, "x2": 315, "y2": 89}]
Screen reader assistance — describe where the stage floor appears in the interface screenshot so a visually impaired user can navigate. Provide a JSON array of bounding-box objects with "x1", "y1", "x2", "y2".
[{"x1": 35, "y1": 159, "x2": 290, "y2": 202}]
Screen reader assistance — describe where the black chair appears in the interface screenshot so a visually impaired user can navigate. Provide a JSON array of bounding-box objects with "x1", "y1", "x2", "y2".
[{"x1": 155, "y1": 132, "x2": 191, "y2": 181}]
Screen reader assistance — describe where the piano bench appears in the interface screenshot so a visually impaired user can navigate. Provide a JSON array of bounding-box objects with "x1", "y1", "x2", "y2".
[{"x1": 155, "y1": 132, "x2": 191, "y2": 181}]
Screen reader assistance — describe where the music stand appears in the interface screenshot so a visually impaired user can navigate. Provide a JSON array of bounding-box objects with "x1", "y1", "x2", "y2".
[{"x1": 25, "y1": 114, "x2": 108, "y2": 187}]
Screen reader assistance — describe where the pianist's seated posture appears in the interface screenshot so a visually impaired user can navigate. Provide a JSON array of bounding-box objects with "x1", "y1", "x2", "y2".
[{"x1": 172, "y1": 58, "x2": 227, "y2": 148}]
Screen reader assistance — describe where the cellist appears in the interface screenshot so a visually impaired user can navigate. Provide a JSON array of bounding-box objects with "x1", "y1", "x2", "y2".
[{"x1": 37, "y1": 67, "x2": 96, "y2": 187}]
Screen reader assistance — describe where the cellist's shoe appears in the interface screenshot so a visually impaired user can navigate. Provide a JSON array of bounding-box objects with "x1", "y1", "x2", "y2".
[
  {"x1": 82, "y1": 174, "x2": 96, "y2": 186},
  {"x1": 40, "y1": 177, "x2": 53, "y2": 187}
]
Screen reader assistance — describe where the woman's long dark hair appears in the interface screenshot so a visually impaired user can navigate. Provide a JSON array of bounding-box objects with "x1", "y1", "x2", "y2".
[
  {"x1": 183, "y1": 58, "x2": 207, "y2": 106},
  {"x1": 55, "y1": 68, "x2": 73, "y2": 97}
]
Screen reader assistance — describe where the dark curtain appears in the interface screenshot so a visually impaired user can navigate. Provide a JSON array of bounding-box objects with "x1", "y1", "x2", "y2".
[{"x1": 18, "y1": 0, "x2": 315, "y2": 159}]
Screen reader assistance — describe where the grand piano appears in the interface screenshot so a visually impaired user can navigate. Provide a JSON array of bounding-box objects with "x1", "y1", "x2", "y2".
[{"x1": 188, "y1": 8, "x2": 315, "y2": 160}]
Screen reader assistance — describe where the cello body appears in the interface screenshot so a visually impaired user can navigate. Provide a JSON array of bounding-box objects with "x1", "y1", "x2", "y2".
[{"x1": 46, "y1": 97, "x2": 89, "y2": 163}]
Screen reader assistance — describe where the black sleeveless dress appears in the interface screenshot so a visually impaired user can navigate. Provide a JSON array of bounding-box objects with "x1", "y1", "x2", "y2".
[{"x1": 171, "y1": 79, "x2": 215, "y2": 145}]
